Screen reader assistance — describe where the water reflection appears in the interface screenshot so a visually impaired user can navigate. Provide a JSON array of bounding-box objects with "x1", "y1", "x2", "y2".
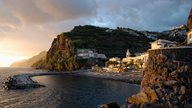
[{"x1": 32, "y1": 75, "x2": 139, "y2": 108}]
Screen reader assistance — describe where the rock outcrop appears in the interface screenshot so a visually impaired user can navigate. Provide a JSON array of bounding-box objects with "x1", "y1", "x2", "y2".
[
  {"x1": 99, "y1": 102, "x2": 120, "y2": 108},
  {"x1": 128, "y1": 47, "x2": 192, "y2": 107},
  {"x1": 46, "y1": 33, "x2": 78, "y2": 71},
  {"x1": 187, "y1": 8, "x2": 192, "y2": 31},
  {"x1": 3, "y1": 74, "x2": 44, "y2": 90}
]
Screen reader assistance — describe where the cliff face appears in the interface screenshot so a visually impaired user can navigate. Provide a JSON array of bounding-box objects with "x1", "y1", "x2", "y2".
[
  {"x1": 10, "y1": 51, "x2": 46, "y2": 67},
  {"x1": 187, "y1": 8, "x2": 192, "y2": 31},
  {"x1": 128, "y1": 48, "x2": 192, "y2": 107},
  {"x1": 46, "y1": 33, "x2": 78, "y2": 71}
]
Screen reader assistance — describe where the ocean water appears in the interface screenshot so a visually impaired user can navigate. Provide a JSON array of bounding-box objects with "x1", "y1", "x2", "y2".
[{"x1": 0, "y1": 67, "x2": 139, "y2": 108}]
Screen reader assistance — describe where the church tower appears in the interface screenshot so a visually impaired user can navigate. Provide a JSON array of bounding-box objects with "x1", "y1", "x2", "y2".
[{"x1": 126, "y1": 49, "x2": 131, "y2": 57}]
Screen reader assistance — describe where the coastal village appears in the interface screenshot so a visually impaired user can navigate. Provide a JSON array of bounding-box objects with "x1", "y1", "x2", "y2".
[
  {"x1": 76, "y1": 29, "x2": 191, "y2": 73},
  {"x1": 2, "y1": 6, "x2": 192, "y2": 108},
  {"x1": 0, "y1": 0, "x2": 192, "y2": 107},
  {"x1": 72, "y1": 13, "x2": 192, "y2": 74}
]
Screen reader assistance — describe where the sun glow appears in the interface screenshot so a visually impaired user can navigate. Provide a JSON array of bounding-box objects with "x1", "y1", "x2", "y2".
[
  {"x1": 0, "y1": 53, "x2": 27, "y2": 67},
  {"x1": 0, "y1": 40, "x2": 31, "y2": 67}
]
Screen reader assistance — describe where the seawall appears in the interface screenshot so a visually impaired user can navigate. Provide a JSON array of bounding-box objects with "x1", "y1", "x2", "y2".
[
  {"x1": 127, "y1": 47, "x2": 192, "y2": 108},
  {"x1": 148, "y1": 47, "x2": 192, "y2": 63}
]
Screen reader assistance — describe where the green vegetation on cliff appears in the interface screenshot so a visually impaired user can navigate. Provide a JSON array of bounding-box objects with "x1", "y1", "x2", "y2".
[
  {"x1": 65, "y1": 25, "x2": 152, "y2": 57},
  {"x1": 47, "y1": 50, "x2": 78, "y2": 71},
  {"x1": 46, "y1": 34, "x2": 78, "y2": 71}
]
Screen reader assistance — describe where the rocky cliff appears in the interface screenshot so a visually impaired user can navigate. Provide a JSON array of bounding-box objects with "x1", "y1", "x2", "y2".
[
  {"x1": 128, "y1": 47, "x2": 192, "y2": 107},
  {"x1": 187, "y1": 8, "x2": 192, "y2": 31},
  {"x1": 10, "y1": 51, "x2": 46, "y2": 67},
  {"x1": 46, "y1": 34, "x2": 78, "y2": 71}
]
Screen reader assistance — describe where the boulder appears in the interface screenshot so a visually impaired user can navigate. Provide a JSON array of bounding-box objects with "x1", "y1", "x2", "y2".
[{"x1": 99, "y1": 102, "x2": 120, "y2": 108}]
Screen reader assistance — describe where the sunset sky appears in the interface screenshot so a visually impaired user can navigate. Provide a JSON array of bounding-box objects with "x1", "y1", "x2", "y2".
[{"x1": 0, "y1": 0, "x2": 192, "y2": 67}]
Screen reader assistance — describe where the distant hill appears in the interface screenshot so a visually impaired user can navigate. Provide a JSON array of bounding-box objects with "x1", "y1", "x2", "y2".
[{"x1": 10, "y1": 51, "x2": 46, "y2": 67}]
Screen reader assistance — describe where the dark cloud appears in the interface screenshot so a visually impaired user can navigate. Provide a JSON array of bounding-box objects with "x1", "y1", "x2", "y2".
[
  {"x1": 92, "y1": 0, "x2": 192, "y2": 31},
  {"x1": 0, "y1": 0, "x2": 191, "y2": 31}
]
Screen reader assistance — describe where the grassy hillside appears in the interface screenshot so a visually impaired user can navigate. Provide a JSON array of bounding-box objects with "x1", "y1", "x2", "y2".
[{"x1": 64, "y1": 25, "x2": 153, "y2": 58}]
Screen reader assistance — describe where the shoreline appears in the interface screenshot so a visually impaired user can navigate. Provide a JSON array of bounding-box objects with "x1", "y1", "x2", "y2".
[
  {"x1": 74, "y1": 70, "x2": 142, "y2": 84},
  {"x1": 3, "y1": 69, "x2": 142, "y2": 90}
]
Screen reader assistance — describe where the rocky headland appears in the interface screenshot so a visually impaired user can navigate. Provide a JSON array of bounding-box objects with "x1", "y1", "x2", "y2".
[{"x1": 46, "y1": 34, "x2": 78, "y2": 71}]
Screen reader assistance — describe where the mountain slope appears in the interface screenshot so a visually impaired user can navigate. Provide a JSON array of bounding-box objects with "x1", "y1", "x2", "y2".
[
  {"x1": 42, "y1": 25, "x2": 187, "y2": 71},
  {"x1": 65, "y1": 25, "x2": 153, "y2": 57},
  {"x1": 10, "y1": 51, "x2": 46, "y2": 67}
]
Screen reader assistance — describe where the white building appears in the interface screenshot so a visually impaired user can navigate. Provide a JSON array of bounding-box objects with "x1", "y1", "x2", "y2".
[
  {"x1": 97, "y1": 54, "x2": 107, "y2": 59},
  {"x1": 122, "y1": 52, "x2": 148, "y2": 68},
  {"x1": 77, "y1": 49, "x2": 93, "y2": 59},
  {"x1": 126, "y1": 49, "x2": 131, "y2": 57},
  {"x1": 109, "y1": 57, "x2": 121, "y2": 62},
  {"x1": 150, "y1": 39, "x2": 177, "y2": 49},
  {"x1": 105, "y1": 29, "x2": 113, "y2": 32},
  {"x1": 76, "y1": 49, "x2": 107, "y2": 59}
]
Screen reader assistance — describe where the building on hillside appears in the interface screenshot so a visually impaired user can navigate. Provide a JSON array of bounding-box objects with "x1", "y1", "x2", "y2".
[
  {"x1": 122, "y1": 52, "x2": 148, "y2": 69},
  {"x1": 141, "y1": 31, "x2": 157, "y2": 40},
  {"x1": 105, "y1": 29, "x2": 113, "y2": 32},
  {"x1": 76, "y1": 49, "x2": 94, "y2": 59},
  {"x1": 170, "y1": 25, "x2": 187, "y2": 38},
  {"x1": 106, "y1": 57, "x2": 121, "y2": 68},
  {"x1": 97, "y1": 54, "x2": 107, "y2": 59},
  {"x1": 150, "y1": 39, "x2": 177, "y2": 49},
  {"x1": 187, "y1": 9, "x2": 192, "y2": 45},
  {"x1": 109, "y1": 57, "x2": 121, "y2": 62},
  {"x1": 76, "y1": 49, "x2": 107, "y2": 68},
  {"x1": 76, "y1": 49, "x2": 107, "y2": 59}
]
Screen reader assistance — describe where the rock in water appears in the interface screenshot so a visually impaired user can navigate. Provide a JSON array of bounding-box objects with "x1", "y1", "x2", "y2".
[
  {"x1": 3, "y1": 74, "x2": 45, "y2": 90},
  {"x1": 99, "y1": 102, "x2": 120, "y2": 108}
]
